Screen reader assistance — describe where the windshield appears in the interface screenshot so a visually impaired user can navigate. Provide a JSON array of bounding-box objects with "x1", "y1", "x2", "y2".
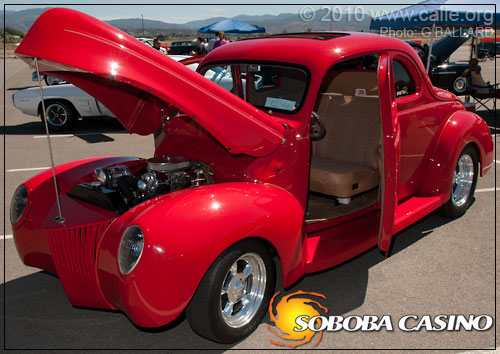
[{"x1": 200, "y1": 63, "x2": 309, "y2": 114}]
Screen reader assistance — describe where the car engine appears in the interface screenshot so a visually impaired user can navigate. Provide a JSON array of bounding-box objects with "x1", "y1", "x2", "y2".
[{"x1": 68, "y1": 156, "x2": 213, "y2": 213}]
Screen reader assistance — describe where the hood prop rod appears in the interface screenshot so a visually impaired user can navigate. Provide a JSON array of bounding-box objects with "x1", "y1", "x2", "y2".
[{"x1": 34, "y1": 58, "x2": 65, "y2": 224}]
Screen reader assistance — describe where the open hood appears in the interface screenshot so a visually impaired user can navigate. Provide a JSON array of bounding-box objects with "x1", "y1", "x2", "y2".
[
  {"x1": 430, "y1": 29, "x2": 471, "y2": 66},
  {"x1": 16, "y1": 8, "x2": 284, "y2": 157}
]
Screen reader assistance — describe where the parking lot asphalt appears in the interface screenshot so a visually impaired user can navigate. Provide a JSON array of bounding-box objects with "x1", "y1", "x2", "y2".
[{"x1": 1, "y1": 48, "x2": 498, "y2": 352}]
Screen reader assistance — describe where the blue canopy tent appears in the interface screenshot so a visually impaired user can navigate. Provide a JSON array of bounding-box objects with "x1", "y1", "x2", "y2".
[
  {"x1": 370, "y1": 0, "x2": 499, "y2": 71},
  {"x1": 198, "y1": 19, "x2": 266, "y2": 34}
]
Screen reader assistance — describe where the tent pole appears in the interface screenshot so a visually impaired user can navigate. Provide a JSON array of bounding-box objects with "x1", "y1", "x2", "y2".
[
  {"x1": 426, "y1": 19, "x2": 436, "y2": 73},
  {"x1": 474, "y1": 25, "x2": 479, "y2": 59}
]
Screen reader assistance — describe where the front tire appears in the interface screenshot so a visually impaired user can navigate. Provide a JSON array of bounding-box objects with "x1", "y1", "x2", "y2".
[
  {"x1": 440, "y1": 145, "x2": 478, "y2": 217},
  {"x1": 186, "y1": 239, "x2": 276, "y2": 343},
  {"x1": 40, "y1": 100, "x2": 77, "y2": 131}
]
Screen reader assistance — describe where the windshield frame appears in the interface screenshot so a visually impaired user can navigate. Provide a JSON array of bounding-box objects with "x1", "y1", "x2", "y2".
[{"x1": 198, "y1": 60, "x2": 311, "y2": 115}]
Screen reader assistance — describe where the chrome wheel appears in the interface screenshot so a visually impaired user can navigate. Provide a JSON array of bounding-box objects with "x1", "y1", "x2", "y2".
[
  {"x1": 220, "y1": 252, "x2": 266, "y2": 328},
  {"x1": 46, "y1": 103, "x2": 69, "y2": 128},
  {"x1": 451, "y1": 154, "x2": 474, "y2": 207}
]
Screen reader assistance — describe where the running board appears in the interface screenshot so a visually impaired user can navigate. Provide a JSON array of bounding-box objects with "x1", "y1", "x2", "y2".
[{"x1": 393, "y1": 195, "x2": 445, "y2": 235}]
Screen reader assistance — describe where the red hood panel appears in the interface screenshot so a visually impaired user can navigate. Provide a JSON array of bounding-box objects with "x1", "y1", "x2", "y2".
[{"x1": 16, "y1": 8, "x2": 284, "y2": 156}]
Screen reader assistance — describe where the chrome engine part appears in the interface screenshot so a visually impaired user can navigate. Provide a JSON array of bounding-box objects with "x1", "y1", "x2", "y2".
[{"x1": 79, "y1": 156, "x2": 214, "y2": 213}]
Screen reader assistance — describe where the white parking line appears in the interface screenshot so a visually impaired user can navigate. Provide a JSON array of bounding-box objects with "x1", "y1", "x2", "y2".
[
  {"x1": 33, "y1": 131, "x2": 126, "y2": 139},
  {"x1": 33, "y1": 134, "x2": 73, "y2": 139},
  {"x1": 476, "y1": 187, "x2": 500, "y2": 193},
  {"x1": 1, "y1": 235, "x2": 13, "y2": 240},
  {"x1": 7, "y1": 167, "x2": 49, "y2": 172}
]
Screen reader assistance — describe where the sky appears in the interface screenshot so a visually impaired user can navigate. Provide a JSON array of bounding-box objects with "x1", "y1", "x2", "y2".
[{"x1": 4, "y1": 1, "x2": 415, "y2": 24}]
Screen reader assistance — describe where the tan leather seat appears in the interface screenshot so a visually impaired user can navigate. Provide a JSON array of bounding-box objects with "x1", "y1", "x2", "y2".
[{"x1": 310, "y1": 86, "x2": 381, "y2": 198}]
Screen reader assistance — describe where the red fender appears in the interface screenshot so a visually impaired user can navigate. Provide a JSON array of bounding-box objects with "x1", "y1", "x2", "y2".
[
  {"x1": 12, "y1": 156, "x2": 138, "y2": 273},
  {"x1": 96, "y1": 182, "x2": 305, "y2": 327},
  {"x1": 420, "y1": 111, "x2": 493, "y2": 197}
]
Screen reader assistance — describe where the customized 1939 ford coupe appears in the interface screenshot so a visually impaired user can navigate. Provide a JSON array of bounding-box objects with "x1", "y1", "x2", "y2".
[{"x1": 11, "y1": 8, "x2": 493, "y2": 343}]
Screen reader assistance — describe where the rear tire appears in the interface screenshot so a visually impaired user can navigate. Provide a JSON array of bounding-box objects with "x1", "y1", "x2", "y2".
[
  {"x1": 40, "y1": 100, "x2": 77, "y2": 131},
  {"x1": 440, "y1": 145, "x2": 478, "y2": 218},
  {"x1": 186, "y1": 239, "x2": 275, "y2": 343}
]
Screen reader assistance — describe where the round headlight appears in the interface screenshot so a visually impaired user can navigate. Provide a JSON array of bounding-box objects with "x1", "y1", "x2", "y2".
[
  {"x1": 118, "y1": 225, "x2": 145, "y2": 274},
  {"x1": 10, "y1": 185, "x2": 28, "y2": 224}
]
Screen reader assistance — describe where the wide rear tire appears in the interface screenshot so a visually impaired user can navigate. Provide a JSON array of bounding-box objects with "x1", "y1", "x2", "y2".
[
  {"x1": 40, "y1": 100, "x2": 77, "y2": 131},
  {"x1": 440, "y1": 145, "x2": 478, "y2": 218}
]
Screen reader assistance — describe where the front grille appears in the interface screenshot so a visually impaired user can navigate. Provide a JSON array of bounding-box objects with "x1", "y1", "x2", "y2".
[{"x1": 46, "y1": 221, "x2": 112, "y2": 309}]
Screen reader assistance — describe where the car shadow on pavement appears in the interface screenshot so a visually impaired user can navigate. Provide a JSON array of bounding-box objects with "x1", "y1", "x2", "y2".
[
  {"x1": 2, "y1": 213, "x2": 455, "y2": 350},
  {"x1": 263, "y1": 212, "x2": 455, "y2": 324},
  {"x1": 2, "y1": 119, "x2": 127, "y2": 136},
  {"x1": 476, "y1": 109, "x2": 499, "y2": 135},
  {"x1": 1, "y1": 270, "x2": 231, "y2": 350},
  {"x1": 7, "y1": 86, "x2": 38, "y2": 91}
]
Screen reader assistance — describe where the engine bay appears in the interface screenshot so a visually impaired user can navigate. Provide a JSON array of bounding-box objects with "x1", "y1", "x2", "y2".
[{"x1": 68, "y1": 156, "x2": 214, "y2": 213}]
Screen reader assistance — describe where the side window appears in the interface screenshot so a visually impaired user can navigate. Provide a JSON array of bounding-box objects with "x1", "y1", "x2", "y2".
[{"x1": 393, "y1": 60, "x2": 416, "y2": 98}]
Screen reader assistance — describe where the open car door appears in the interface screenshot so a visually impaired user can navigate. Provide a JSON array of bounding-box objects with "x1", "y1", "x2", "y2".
[{"x1": 377, "y1": 54, "x2": 399, "y2": 255}]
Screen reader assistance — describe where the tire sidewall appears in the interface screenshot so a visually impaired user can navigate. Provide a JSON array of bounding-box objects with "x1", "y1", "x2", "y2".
[
  {"x1": 189, "y1": 239, "x2": 276, "y2": 343},
  {"x1": 441, "y1": 145, "x2": 478, "y2": 217},
  {"x1": 41, "y1": 101, "x2": 76, "y2": 131}
]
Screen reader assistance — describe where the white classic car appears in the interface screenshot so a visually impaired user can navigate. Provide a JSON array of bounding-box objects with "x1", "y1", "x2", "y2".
[
  {"x1": 13, "y1": 55, "x2": 198, "y2": 131},
  {"x1": 12, "y1": 84, "x2": 116, "y2": 131}
]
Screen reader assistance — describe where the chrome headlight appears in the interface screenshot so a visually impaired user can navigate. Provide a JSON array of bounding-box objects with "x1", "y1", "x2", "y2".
[
  {"x1": 118, "y1": 225, "x2": 145, "y2": 274},
  {"x1": 10, "y1": 185, "x2": 28, "y2": 224}
]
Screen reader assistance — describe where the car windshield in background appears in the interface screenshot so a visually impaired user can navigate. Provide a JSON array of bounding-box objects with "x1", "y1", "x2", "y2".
[{"x1": 201, "y1": 63, "x2": 308, "y2": 114}]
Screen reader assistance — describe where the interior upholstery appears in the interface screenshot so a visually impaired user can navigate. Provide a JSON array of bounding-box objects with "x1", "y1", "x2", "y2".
[
  {"x1": 310, "y1": 88, "x2": 381, "y2": 198},
  {"x1": 318, "y1": 71, "x2": 379, "y2": 97}
]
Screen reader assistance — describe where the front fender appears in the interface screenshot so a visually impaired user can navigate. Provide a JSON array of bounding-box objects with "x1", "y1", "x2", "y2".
[
  {"x1": 96, "y1": 182, "x2": 305, "y2": 327},
  {"x1": 420, "y1": 111, "x2": 493, "y2": 197},
  {"x1": 12, "y1": 156, "x2": 138, "y2": 273}
]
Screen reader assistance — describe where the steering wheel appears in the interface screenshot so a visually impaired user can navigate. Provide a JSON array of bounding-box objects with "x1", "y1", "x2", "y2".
[{"x1": 309, "y1": 111, "x2": 326, "y2": 141}]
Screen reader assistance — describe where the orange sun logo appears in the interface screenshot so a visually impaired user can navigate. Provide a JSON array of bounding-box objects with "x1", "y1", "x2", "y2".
[{"x1": 267, "y1": 290, "x2": 328, "y2": 348}]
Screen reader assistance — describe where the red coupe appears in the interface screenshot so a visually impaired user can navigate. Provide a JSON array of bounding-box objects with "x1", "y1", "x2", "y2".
[{"x1": 11, "y1": 8, "x2": 493, "y2": 343}]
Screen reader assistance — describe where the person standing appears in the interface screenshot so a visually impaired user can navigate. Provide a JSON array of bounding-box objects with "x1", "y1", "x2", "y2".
[
  {"x1": 152, "y1": 38, "x2": 162, "y2": 51},
  {"x1": 208, "y1": 31, "x2": 219, "y2": 52},
  {"x1": 195, "y1": 37, "x2": 208, "y2": 55},
  {"x1": 213, "y1": 31, "x2": 229, "y2": 50}
]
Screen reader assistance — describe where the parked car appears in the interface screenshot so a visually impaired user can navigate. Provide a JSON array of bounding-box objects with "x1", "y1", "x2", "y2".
[
  {"x1": 406, "y1": 30, "x2": 473, "y2": 94},
  {"x1": 12, "y1": 9, "x2": 493, "y2": 344},
  {"x1": 14, "y1": 55, "x2": 198, "y2": 131},
  {"x1": 168, "y1": 39, "x2": 197, "y2": 55},
  {"x1": 12, "y1": 84, "x2": 115, "y2": 130},
  {"x1": 136, "y1": 37, "x2": 168, "y2": 54},
  {"x1": 477, "y1": 36, "x2": 499, "y2": 59}
]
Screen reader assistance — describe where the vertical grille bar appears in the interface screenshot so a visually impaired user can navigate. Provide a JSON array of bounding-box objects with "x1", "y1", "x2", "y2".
[{"x1": 46, "y1": 221, "x2": 112, "y2": 309}]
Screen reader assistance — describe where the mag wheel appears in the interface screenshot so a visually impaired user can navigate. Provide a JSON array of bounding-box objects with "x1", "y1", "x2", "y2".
[
  {"x1": 41, "y1": 100, "x2": 77, "y2": 131},
  {"x1": 440, "y1": 145, "x2": 478, "y2": 218},
  {"x1": 186, "y1": 239, "x2": 275, "y2": 343}
]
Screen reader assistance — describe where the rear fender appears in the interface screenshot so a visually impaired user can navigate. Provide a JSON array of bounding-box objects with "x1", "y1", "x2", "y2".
[
  {"x1": 420, "y1": 111, "x2": 493, "y2": 197},
  {"x1": 97, "y1": 182, "x2": 305, "y2": 327}
]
